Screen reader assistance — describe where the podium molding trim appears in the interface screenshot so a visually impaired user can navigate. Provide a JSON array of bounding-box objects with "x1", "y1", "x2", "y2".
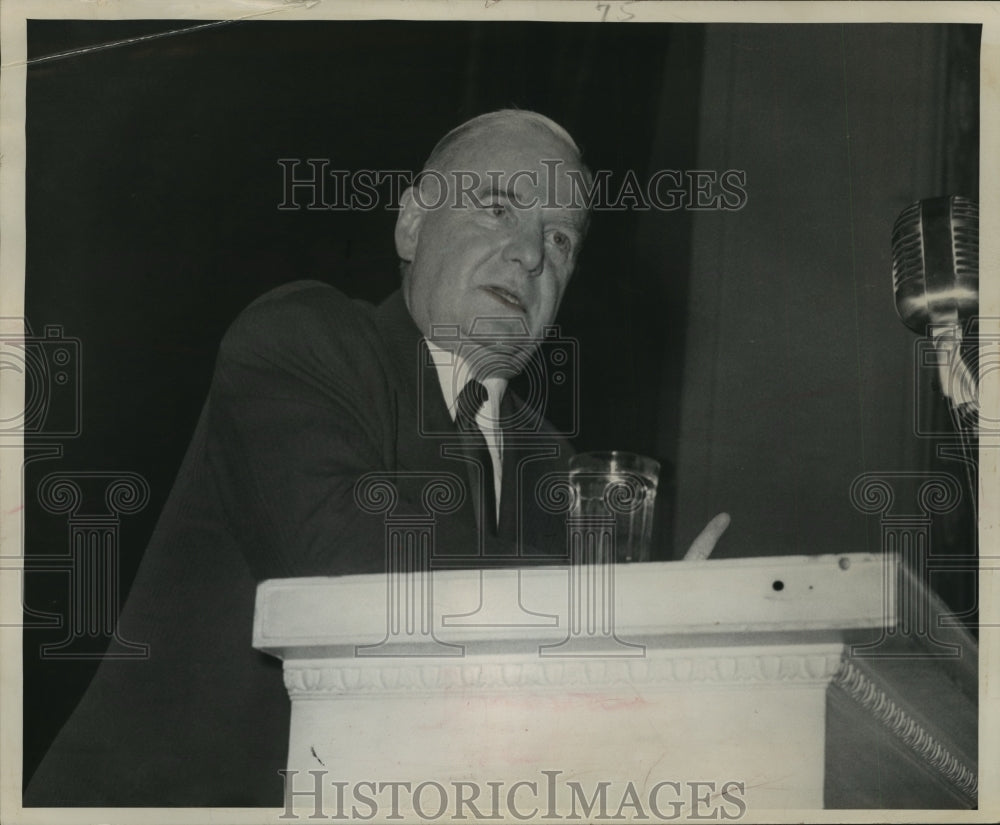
[
  {"x1": 282, "y1": 643, "x2": 846, "y2": 699},
  {"x1": 832, "y1": 658, "x2": 978, "y2": 803}
]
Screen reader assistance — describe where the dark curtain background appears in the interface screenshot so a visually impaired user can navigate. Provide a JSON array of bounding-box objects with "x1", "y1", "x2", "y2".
[
  {"x1": 21, "y1": 20, "x2": 702, "y2": 786},
  {"x1": 671, "y1": 24, "x2": 980, "y2": 615}
]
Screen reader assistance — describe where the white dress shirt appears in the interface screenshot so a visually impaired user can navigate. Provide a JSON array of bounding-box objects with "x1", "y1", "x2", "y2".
[{"x1": 425, "y1": 340, "x2": 506, "y2": 521}]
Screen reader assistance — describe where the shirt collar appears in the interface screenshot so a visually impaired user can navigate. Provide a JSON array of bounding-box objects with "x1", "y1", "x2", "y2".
[{"x1": 424, "y1": 339, "x2": 508, "y2": 430}]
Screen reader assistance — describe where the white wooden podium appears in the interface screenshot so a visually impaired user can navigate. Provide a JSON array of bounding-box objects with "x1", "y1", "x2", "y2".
[{"x1": 253, "y1": 553, "x2": 977, "y2": 816}]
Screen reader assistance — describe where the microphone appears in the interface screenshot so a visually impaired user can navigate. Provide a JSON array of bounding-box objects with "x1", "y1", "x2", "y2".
[{"x1": 891, "y1": 195, "x2": 979, "y2": 410}]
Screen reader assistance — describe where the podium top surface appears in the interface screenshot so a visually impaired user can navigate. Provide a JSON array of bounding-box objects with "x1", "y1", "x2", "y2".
[{"x1": 251, "y1": 552, "x2": 973, "y2": 658}]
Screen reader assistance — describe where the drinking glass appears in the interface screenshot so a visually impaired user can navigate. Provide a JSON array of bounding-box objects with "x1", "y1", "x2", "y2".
[{"x1": 568, "y1": 451, "x2": 660, "y2": 563}]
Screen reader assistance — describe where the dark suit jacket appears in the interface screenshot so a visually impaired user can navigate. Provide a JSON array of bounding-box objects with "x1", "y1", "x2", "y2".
[{"x1": 25, "y1": 281, "x2": 572, "y2": 807}]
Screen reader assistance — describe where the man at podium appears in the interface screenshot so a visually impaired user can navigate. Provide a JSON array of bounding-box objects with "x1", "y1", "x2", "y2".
[{"x1": 29, "y1": 110, "x2": 734, "y2": 807}]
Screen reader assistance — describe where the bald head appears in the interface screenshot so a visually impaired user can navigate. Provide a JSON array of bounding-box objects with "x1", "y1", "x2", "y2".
[{"x1": 422, "y1": 110, "x2": 587, "y2": 178}]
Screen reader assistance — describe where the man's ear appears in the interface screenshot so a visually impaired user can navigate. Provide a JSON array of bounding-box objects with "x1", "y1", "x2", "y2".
[{"x1": 394, "y1": 186, "x2": 424, "y2": 262}]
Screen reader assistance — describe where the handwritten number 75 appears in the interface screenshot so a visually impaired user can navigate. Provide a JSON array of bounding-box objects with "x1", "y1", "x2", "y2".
[{"x1": 597, "y1": 2, "x2": 636, "y2": 22}]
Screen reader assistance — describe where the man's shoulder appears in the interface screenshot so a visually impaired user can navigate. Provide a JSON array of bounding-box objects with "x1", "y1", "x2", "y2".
[
  {"x1": 233, "y1": 279, "x2": 372, "y2": 331},
  {"x1": 220, "y1": 280, "x2": 391, "y2": 361}
]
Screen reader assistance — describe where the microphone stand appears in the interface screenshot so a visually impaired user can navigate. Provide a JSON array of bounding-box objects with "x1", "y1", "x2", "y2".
[{"x1": 931, "y1": 323, "x2": 979, "y2": 546}]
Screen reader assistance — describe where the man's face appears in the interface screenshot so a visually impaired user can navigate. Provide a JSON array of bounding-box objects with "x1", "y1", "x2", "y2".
[{"x1": 397, "y1": 122, "x2": 588, "y2": 358}]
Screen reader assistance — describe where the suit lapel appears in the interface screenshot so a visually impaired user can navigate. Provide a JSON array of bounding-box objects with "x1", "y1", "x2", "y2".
[
  {"x1": 497, "y1": 392, "x2": 568, "y2": 556},
  {"x1": 498, "y1": 393, "x2": 519, "y2": 541},
  {"x1": 374, "y1": 291, "x2": 479, "y2": 530}
]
